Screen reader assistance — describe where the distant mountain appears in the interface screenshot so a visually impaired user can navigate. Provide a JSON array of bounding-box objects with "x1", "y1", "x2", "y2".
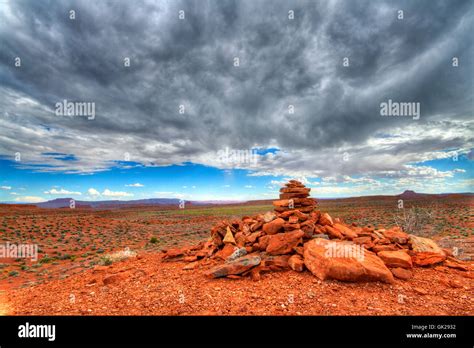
[
  {"x1": 397, "y1": 190, "x2": 427, "y2": 199},
  {"x1": 3, "y1": 190, "x2": 472, "y2": 208},
  {"x1": 396, "y1": 190, "x2": 473, "y2": 200},
  {"x1": 194, "y1": 200, "x2": 243, "y2": 205},
  {"x1": 35, "y1": 198, "x2": 184, "y2": 209},
  {"x1": 34, "y1": 197, "x2": 245, "y2": 209}
]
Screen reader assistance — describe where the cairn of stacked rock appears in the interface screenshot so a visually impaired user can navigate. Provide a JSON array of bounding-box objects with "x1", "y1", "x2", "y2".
[
  {"x1": 272, "y1": 180, "x2": 317, "y2": 213},
  {"x1": 161, "y1": 180, "x2": 470, "y2": 282}
]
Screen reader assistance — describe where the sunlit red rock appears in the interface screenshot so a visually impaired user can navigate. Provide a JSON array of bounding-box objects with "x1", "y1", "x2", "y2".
[
  {"x1": 303, "y1": 239, "x2": 394, "y2": 283},
  {"x1": 266, "y1": 230, "x2": 304, "y2": 255},
  {"x1": 377, "y1": 250, "x2": 413, "y2": 269}
]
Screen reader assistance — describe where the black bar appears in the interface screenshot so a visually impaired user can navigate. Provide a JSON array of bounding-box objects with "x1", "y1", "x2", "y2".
[{"x1": 0, "y1": 316, "x2": 472, "y2": 346}]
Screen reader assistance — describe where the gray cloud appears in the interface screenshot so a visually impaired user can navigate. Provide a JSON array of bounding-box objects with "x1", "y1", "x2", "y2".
[{"x1": 0, "y1": 0, "x2": 472, "y2": 177}]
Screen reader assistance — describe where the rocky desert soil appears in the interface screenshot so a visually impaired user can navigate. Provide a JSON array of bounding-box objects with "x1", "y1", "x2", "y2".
[{"x1": 5, "y1": 251, "x2": 473, "y2": 316}]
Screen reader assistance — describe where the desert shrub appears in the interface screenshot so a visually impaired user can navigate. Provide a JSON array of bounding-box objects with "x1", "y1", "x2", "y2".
[
  {"x1": 39, "y1": 256, "x2": 54, "y2": 264},
  {"x1": 100, "y1": 256, "x2": 113, "y2": 266},
  {"x1": 99, "y1": 248, "x2": 137, "y2": 266},
  {"x1": 9, "y1": 270, "x2": 19, "y2": 277},
  {"x1": 393, "y1": 203, "x2": 439, "y2": 237},
  {"x1": 150, "y1": 236, "x2": 158, "y2": 244},
  {"x1": 58, "y1": 254, "x2": 75, "y2": 260}
]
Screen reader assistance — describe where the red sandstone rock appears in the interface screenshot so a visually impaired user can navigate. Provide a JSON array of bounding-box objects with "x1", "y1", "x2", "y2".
[
  {"x1": 374, "y1": 237, "x2": 391, "y2": 245},
  {"x1": 444, "y1": 258, "x2": 469, "y2": 271},
  {"x1": 215, "y1": 244, "x2": 239, "y2": 261},
  {"x1": 288, "y1": 215, "x2": 299, "y2": 224},
  {"x1": 279, "y1": 192, "x2": 310, "y2": 199},
  {"x1": 409, "y1": 234, "x2": 443, "y2": 253},
  {"x1": 162, "y1": 247, "x2": 188, "y2": 260},
  {"x1": 322, "y1": 225, "x2": 344, "y2": 239},
  {"x1": 246, "y1": 231, "x2": 263, "y2": 244},
  {"x1": 371, "y1": 244, "x2": 399, "y2": 253},
  {"x1": 381, "y1": 227, "x2": 409, "y2": 244},
  {"x1": 204, "y1": 255, "x2": 261, "y2": 278},
  {"x1": 273, "y1": 199, "x2": 294, "y2": 207},
  {"x1": 309, "y1": 211, "x2": 321, "y2": 223},
  {"x1": 280, "y1": 187, "x2": 310, "y2": 194},
  {"x1": 263, "y1": 211, "x2": 277, "y2": 223},
  {"x1": 353, "y1": 236, "x2": 372, "y2": 245},
  {"x1": 319, "y1": 213, "x2": 334, "y2": 226},
  {"x1": 257, "y1": 235, "x2": 271, "y2": 250},
  {"x1": 293, "y1": 210, "x2": 310, "y2": 221},
  {"x1": 283, "y1": 222, "x2": 300, "y2": 231},
  {"x1": 266, "y1": 230, "x2": 304, "y2": 255},
  {"x1": 391, "y1": 267, "x2": 413, "y2": 280},
  {"x1": 250, "y1": 266, "x2": 263, "y2": 281},
  {"x1": 294, "y1": 246, "x2": 304, "y2": 255},
  {"x1": 300, "y1": 220, "x2": 315, "y2": 239},
  {"x1": 333, "y1": 223, "x2": 358, "y2": 240},
  {"x1": 303, "y1": 239, "x2": 394, "y2": 283},
  {"x1": 183, "y1": 261, "x2": 199, "y2": 270},
  {"x1": 262, "y1": 218, "x2": 285, "y2": 235},
  {"x1": 377, "y1": 250, "x2": 413, "y2": 269},
  {"x1": 234, "y1": 232, "x2": 246, "y2": 247},
  {"x1": 263, "y1": 255, "x2": 291, "y2": 270},
  {"x1": 409, "y1": 235, "x2": 446, "y2": 266},
  {"x1": 288, "y1": 254, "x2": 305, "y2": 272},
  {"x1": 411, "y1": 252, "x2": 446, "y2": 267},
  {"x1": 250, "y1": 221, "x2": 263, "y2": 232}
]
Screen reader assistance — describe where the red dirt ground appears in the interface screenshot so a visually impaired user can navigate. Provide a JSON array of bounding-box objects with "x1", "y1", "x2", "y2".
[{"x1": 5, "y1": 252, "x2": 473, "y2": 316}]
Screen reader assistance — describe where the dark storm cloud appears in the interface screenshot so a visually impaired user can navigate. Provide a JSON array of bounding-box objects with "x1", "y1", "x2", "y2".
[{"x1": 0, "y1": 0, "x2": 472, "y2": 175}]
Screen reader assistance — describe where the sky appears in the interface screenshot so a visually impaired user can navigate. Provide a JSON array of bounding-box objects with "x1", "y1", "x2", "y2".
[{"x1": 0, "y1": 0, "x2": 472, "y2": 203}]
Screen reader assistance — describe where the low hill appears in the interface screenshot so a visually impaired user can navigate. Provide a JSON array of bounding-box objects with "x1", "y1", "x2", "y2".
[{"x1": 4, "y1": 190, "x2": 472, "y2": 209}]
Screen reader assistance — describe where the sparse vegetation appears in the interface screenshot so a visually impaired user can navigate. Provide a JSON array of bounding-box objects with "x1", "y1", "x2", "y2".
[{"x1": 393, "y1": 203, "x2": 440, "y2": 236}]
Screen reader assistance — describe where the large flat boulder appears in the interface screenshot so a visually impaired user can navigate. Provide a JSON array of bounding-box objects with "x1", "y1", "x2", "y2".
[{"x1": 303, "y1": 239, "x2": 394, "y2": 283}]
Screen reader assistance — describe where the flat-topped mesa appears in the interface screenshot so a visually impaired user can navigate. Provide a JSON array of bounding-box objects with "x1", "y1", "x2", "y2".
[{"x1": 273, "y1": 180, "x2": 317, "y2": 213}]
